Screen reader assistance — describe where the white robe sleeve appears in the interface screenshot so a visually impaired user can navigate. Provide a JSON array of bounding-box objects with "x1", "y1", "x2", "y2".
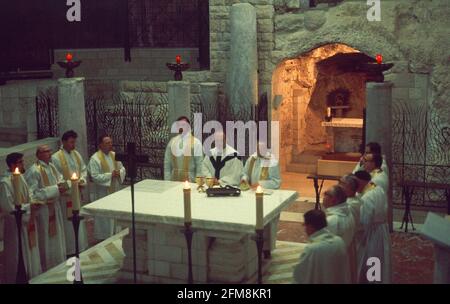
[
  {"x1": 293, "y1": 246, "x2": 314, "y2": 284},
  {"x1": 164, "y1": 139, "x2": 173, "y2": 181},
  {"x1": 193, "y1": 139, "x2": 204, "y2": 178},
  {"x1": 87, "y1": 157, "x2": 113, "y2": 187},
  {"x1": 117, "y1": 161, "x2": 126, "y2": 184},
  {"x1": 0, "y1": 181, "x2": 14, "y2": 214},
  {"x1": 242, "y1": 158, "x2": 250, "y2": 182},
  {"x1": 79, "y1": 154, "x2": 88, "y2": 184},
  {"x1": 25, "y1": 169, "x2": 60, "y2": 201},
  {"x1": 201, "y1": 155, "x2": 214, "y2": 178},
  {"x1": 219, "y1": 158, "x2": 244, "y2": 187}
]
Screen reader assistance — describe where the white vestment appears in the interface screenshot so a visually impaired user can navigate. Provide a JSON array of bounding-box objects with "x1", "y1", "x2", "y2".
[
  {"x1": 164, "y1": 133, "x2": 203, "y2": 182},
  {"x1": 357, "y1": 185, "x2": 391, "y2": 284},
  {"x1": 293, "y1": 228, "x2": 351, "y2": 284},
  {"x1": 353, "y1": 156, "x2": 389, "y2": 176},
  {"x1": 370, "y1": 169, "x2": 389, "y2": 194},
  {"x1": 25, "y1": 161, "x2": 67, "y2": 270},
  {"x1": 87, "y1": 151, "x2": 126, "y2": 240},
  {"x1": 51, "y1": 149, "x2": 89, "y2": 255},
  {"x1": 242, "y1": 152, "x2": 281, "y2": 252},
  {"x1": 242, "y1": 153, "x2": 281, "y2": 189},
  {"x1": 202, "y1": 145, "x2": 244, "y2": 186},
  {"x1": 0, "y1": 171, "x2": 42, "y2": 282}
]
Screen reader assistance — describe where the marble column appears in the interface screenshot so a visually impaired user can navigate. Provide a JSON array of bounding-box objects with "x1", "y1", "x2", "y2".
[
  {"x1": 199, "y1": 82, "x2": 219, "y2": 122},
  {"x1": 58, "y1": 77, "x2": 88, "y2": 160},
  {"x1": 167, "y1": 81, "x2": 191, "y2": 136},
  {"x1": 365, "y1": 81, "x2": 393, "y2": 231},
  {"x1": 226, "y1": 3, "x2": 258, "y2": 119}
]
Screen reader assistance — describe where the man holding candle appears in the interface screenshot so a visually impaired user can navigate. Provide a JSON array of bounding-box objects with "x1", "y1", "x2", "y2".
[
  {"x1": 164, "y1": 116, "x2": 203, "y2": 182},
  {"x1": 293, "y1": 209, "x2": 350, "y2": 284},
  {"x1": 51, "y1": 130, "x2": 88, "y2": 256},
  {"x1": 353, "y1": 142, "x2": 389, "y2": 176},
  {"x1": 201, "y1": 129, "x2": 244, "y2": 187},
  {"x1": 87, "y1": 134, "x2": 126, "y2": 241},
  {"x1": 25, "y1": 145, "x2": 67, "y2": 270},
  {"x1": 0, "y1": 153, "x2": 42, "y2": 283}
]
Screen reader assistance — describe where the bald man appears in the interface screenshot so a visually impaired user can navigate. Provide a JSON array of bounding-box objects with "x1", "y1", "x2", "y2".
[{"x1": 25, "y1": 145, "x2": 67, "y2": 270}]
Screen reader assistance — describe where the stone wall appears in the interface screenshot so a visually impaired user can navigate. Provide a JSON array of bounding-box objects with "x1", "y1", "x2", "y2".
[
  {"x1": 51, "y1": 48, "x2": 200, "y2": 81},
  {"x1": 0, "y1": 80, "x2": 57, "y2": 146}
]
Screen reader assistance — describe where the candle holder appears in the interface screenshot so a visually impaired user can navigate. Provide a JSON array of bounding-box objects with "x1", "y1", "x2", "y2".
[
  {"x1": 252, "y1": 229, "x2": 265, "y2": 284},
  {"x1": 57, "y1": 60, "x2": 82, "y2": 78},
  {"x1": 181, "y1": 222, "x2": 195, "y2": 284},
  {"x1": 11, "y1": 205, "x2": 28, "y2": 284},
  {"x1": 324, "y1": 115, "x2": 332, "y2": 122},
  {"x1": 69, "y1": 210, "x2": 84, "y2": 284},
  {"x1": 166, "y1": 61, "x2": 190, "y2": 81}
]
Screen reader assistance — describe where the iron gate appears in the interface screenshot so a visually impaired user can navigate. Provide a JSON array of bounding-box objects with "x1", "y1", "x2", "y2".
[{"x1": 36, "y1": 87, "x2": 59, "y2": 139}]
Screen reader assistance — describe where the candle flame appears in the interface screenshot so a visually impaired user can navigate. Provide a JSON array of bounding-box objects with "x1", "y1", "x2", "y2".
[
  {"x1": 256, "y1": 185, "x2": 263, "y2": 194},
  {"x1": 14, "y1": 167, "x2": 20, "y2": 174},
  {"x1": 184, "y1": 180, "x2": 191, "y2": 189},
  {"x1": 71, "y1": 172, "x2": 78, "y2": 180}
]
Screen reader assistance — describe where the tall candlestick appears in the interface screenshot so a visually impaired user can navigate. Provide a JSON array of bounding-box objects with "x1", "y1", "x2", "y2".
[
  {"x1": 12, "y1": 167, "x2": 21, "y2": 207},
  {"x1": 327, "y1": 107, "x2": 331, "y2": 117},
  {"x1": 256, "y1": 185, "x2": 264, "y2": 230},
  {"x1": 183, "y1": 181, "x2": 192, "y2": 223},
  {"x1": 71, "y1": 173, "x2": 80, "y2": 212}
]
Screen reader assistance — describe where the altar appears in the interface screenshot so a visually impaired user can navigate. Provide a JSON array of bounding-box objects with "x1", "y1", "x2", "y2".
[{"x1": 82, "y1": 179, "x2": 298, "y2": 283}]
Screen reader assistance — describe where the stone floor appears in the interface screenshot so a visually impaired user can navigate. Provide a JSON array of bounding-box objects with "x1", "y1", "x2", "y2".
[{"x1": 0, "y1": 172, "x2": 441, "y2": 284}]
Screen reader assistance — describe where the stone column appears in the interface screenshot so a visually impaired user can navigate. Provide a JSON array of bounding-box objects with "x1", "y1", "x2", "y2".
[
  {"x1": 58, "y1": 77, "x2": 88, "y2": 160},
  {"x1": 167, "y1": 81, "x2": 191, "y2": 136},
  {"x1": 226, "y1": 3, "x2": 258, "y2": 119},
  {"x1": 199, "y1": 82, "x2": 219, "y2": 121},
  {"x1": 365, "y1": 81, "x2": 393, "y2": 231}
]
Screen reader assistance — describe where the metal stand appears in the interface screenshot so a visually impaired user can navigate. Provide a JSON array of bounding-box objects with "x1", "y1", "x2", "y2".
[
  {"x1": 312, "y1": 177, "x2": 324, "y2": 210},
  {"x1": 69, "y1": 210, "x2": 84, "y2": 284},
  {"x1": 400, "y1": 185, "x2": 415, "y2": 232},
  {"x1": 11, "y1": 205, "x2": 28, "y2": 284},
  {"x1": 182, "y1": 222, "x2": 195, "y2": 284},
  {"x1": 252, "y1": 229, "x2": 264, "y2": 284},
  {"x1": 130, "y1": 177, "x2": 137, "y2": 284}
]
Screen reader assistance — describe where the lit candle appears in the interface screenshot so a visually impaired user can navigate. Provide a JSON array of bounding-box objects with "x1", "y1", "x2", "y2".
[
  {"x1": 12, "y1": 167, "x2": 22, "y2": 207},
  {"x1": 183, "y1": 180, "x2": 192, "y2": 223},
  {"x1": 256, "y1": 185, "x2": 264, "y2": 230},
  {"x1": 327, "y1": 107, "x2": 331, "y2": 117},
  {"x1": 176, "y1": 55, "x2": 181, "y2": 64},
  {"x1": 66, "y1": 53, "x2": 73, "y2": 62},
  {"x1": 376, "y1": 54, "x2": 382, "y2": 64},
  {"x1": 71, "y1": 172, "x2": 80, "y2": 212}
]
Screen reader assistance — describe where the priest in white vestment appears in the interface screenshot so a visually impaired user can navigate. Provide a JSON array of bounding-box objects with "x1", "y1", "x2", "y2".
[
  {"x1": 362, "y1": 153, "x2": 389, "y2": 194},
  {"x1": 202, "y1": 130, "x2": 243, "y2": 186},
  {"x1": 51, "y1": 130, "x2": 88, "y2": 255},
  {"x1": 241, "y1": 140, "x2": 281, "y2": 257},
  {"x1": 0, "y1": 153, "x2": 42, "y2": 282},
  {"x1": 338, "y1": 174, "x2": 363, "y2": 283},
  {"x1": 293, "y1": 209, "x2": 350, "y2": 284},
  {"x1": 353, "y1": 142, "x2": 389, "y2": 175},
  {"x1": 164, "y1": 116, "x2": 203, "y2": 182},
  {"x1": 354, "y1": 170, "x2": 391, "y2": 284},
  {"x1": 87, "y1": 135, "x2": 126, "y2": 241},
  {"x1": 25, "y1": 145, "x2": 67, "y2": 270}
]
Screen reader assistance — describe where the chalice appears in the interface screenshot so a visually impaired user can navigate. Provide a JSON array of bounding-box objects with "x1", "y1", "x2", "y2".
[
  {"x1": 206, "y1": 177, "x2": 215, "y2": 189},
  {"x1": 195, "y1": 176, "x2": 206, "y2": 193}
]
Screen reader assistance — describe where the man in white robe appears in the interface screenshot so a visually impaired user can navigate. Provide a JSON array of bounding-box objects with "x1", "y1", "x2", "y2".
[
  {"x1": 293, "y1": 209, "x2": 350, "y2": 284},
  {"x1": 164, "y1": 116, "x2": 203, "y2": 182},
  {"x1": 362, "y1": 153, "x2": 389, "y2": 194},
  {"x1": 202, "y1": 130, "x2": 243, "y2": 187},
  {"x1": 338, "y1": 174, "x2": 363, "y2": 283},
  {"x1": 353, "y1": 142, "x2": 389, "y2": 175},
  {"x1": 0, "y1": 153, "x2": 42, "y2": 282},
  {"x1": 87, "y1": 135, "x2": 126, "y2": 241},
  {"x1": 51, "y1": 130, "x2": 88, "y2": 256},
  {"x1": 25, "y1": 145, "x2": 67, "y2": 270},
  {"x1": 241, "y1": 141, "x2": 281, "y2": 258},
  {"x1": 354, "y1": 170, "x2": 391, "y2": 284}
]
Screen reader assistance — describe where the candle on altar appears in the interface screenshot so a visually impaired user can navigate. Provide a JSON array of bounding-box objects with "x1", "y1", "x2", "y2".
[
  {"x1": 12, "y1": 167, "x2": 22, "y2": 207},
  {"x1": 256, "y1": 185, "x2": 264, "y2": 230},
  {"x1": 327, "y1": 107, "x2": 331, "y2": 117},
  {"x1": 183, "y1": 180, "x2": 192, "y2": 223},
  {"x1": 70, "y1": 172, "x2": 81, "y2": 212},
  {"x1": 66, "y1": 53, "x2": 73, "y2": 62},
  {"x1": 176, "y1": 55, "x2": 181, "y2": 64}
]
